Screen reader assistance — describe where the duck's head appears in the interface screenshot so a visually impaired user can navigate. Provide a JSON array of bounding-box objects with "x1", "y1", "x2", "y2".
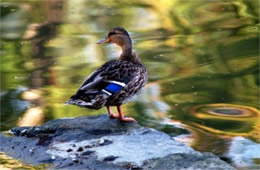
[{"x1": 97, "y1": 27, "x2": 131, "y2": 47}]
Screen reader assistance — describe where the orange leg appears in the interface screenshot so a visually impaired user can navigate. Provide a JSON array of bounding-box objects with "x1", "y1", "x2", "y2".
[
  {"x1": 106, "y1": 106, "x2": 119, "y2": 119},
  {"x1": 116, "y1": 106, "x2": 136, "y2": 122}
]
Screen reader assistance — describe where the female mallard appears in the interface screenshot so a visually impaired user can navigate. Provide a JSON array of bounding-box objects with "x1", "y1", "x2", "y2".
[{"x1": 66, "y1": 27, "x2": 147, "y2": 122}]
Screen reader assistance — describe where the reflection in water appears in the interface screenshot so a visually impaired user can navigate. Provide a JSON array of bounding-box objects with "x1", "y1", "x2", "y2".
[
  {"x1": 18, "y1": 107, "x2": 44, "y2": 126},
  {"x1": 18, "y1": 89, "x2": 44, "y2": 126},
  {"x1": 0, "y1": 0, "x2": 259, "y2": 169},
  {"x1": 227, "y1": 136, "x2": 260, "y2": 169},
  {"x1": 0, "y1": 88, "x2": 30, "y2": 130},
  {"x1": 0, "y1": 152, "x2": 48, "y2": 169},
  {"x1": 189, "y1": 103, "x2": 260, "y2": 138}
]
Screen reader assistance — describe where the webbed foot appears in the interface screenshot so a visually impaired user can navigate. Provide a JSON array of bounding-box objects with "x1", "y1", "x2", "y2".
[{"x1": 119, "y1": 117, "x2": 136, "y2": 122}]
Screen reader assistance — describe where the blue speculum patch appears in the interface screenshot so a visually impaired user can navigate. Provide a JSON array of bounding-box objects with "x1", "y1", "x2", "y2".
[{"x1": 105, "y1": 83, "x2": 122, "y2": 93}]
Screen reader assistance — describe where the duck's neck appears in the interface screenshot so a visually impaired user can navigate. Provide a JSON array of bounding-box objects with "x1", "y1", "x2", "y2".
[{"x1": 118, "y1": 39, "x2": 141, "y2": 64}]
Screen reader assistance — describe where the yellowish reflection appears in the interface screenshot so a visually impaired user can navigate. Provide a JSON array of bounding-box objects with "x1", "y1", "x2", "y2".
[
  {"x1": 17, "y1": 107, "x2": 44, "y2": 127},
  {"x1": 189, "y1": 103, "x2": 260, "y2": 138},
  {"x1": 0, "y1": 152, "x2": 48, "y2": 169},
  {"x1": 21, "y1": 89, "x2": 42, "y2": 101},
  {"x1": 18, "y1": 90, "x2": 45, "y2": 127}
]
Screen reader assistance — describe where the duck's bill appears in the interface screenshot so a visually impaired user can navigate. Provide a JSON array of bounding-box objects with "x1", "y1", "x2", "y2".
[{"x1": 96, "y1": 37, "x2": 110, "y2": 44}]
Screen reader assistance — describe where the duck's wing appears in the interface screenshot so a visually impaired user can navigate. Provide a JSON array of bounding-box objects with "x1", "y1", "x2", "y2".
[
  {"x1": 78, "y1": 60, "x2": 117, "y2": 90},
  {"x1": 69, "y1": 60, "x2": 138, "y2": 101}
]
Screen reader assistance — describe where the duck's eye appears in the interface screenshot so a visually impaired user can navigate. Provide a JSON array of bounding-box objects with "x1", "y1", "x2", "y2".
[{"x1": 108, "y1": 31, "x2": 117, "y2": 36}]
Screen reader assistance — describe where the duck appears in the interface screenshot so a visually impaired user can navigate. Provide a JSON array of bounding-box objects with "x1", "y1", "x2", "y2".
[{"x1": 66, "y1": 27, "x2": 148, "y2": 122}]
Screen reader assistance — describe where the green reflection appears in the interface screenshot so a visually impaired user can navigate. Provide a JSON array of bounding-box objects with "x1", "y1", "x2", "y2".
[
  {"x1": 0, "y1": 152, "x2": 49, "y2": 169},
  {"x1": 0, "y1": 0, "x2": 259, "y2": 168}
]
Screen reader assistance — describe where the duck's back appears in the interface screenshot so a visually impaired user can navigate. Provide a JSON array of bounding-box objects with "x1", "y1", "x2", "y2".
[{"x1": 66, "y1": 60, "x2": 147, "y2": 109}]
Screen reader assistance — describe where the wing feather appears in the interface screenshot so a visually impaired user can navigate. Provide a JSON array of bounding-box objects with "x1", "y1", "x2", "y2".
[{"x1": 69, "y1": 60, "x2": 140, "y2": 103}]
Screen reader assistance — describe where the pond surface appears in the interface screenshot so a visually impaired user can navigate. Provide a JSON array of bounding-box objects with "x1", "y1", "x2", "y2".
[{"x1": 1, "y1": 0, "x2": 259, "y2": 169}]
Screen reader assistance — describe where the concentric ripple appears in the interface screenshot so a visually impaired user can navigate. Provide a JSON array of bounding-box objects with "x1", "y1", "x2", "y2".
[
  {"x1": 188, "y1": 103, "x2": 260, "y2": 138},
  {"x1": 190, "y1": 104, "x2": 259, "y2": 118}
]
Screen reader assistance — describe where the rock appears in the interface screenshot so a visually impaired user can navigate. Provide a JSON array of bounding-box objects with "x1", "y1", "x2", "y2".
[
  {"x1": 0, "y1": 115, "x2": 235, "y2": 169},
  {"x1": 227, "y1": 136, "x2": 260, "y2": 169}
]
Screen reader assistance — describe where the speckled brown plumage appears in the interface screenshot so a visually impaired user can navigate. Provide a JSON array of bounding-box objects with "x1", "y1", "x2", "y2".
[{"x1": 66, "y1": 27, "x2": 147, "y2": 122}]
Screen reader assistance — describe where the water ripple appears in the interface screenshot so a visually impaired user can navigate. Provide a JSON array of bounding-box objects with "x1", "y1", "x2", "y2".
[{"x1": 189, "y1": 103, "x2": 260, "y2": 139}]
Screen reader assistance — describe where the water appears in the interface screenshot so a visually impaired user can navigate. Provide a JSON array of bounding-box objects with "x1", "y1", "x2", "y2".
[{"x1": 0, "y1": 0, "x2": 259, "y2": 169}]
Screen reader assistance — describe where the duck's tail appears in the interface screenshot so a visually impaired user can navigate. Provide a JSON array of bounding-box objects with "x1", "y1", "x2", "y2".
[
  {"x1": 64, "y1": 97, "x2": 102, "y2": 109},
  {"x1": 65, "y1": 98, "x2": 90, "y2": 105}
]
